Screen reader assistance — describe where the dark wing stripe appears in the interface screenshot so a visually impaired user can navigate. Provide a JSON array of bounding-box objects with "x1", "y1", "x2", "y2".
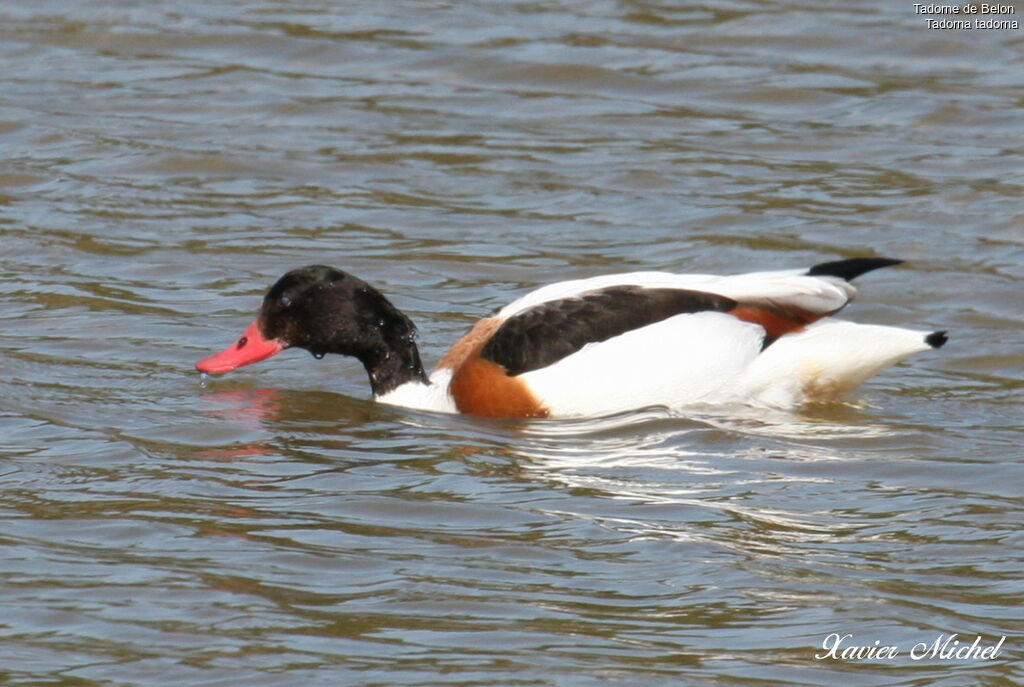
[
  {"x1": 481, "y1": 286, "x2": 737, "y2": 376},
  {"x1": 807, "y1": 257, "x2": 902, "y2": 281}
]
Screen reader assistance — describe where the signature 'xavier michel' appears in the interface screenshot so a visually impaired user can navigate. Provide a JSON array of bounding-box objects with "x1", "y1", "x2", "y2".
[{"x1": 196, "y1": 257, "x2": 947, "y2": 418}]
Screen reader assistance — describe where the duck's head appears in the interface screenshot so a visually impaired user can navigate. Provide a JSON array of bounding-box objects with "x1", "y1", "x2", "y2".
[{"x1": 196, "y1": 265, "x2": 427, "y2": 394}]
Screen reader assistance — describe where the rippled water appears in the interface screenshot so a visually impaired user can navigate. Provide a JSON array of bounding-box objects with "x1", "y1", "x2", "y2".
[{"x1": 2, "y1": 1, "x2": 1022, "y2": 685}]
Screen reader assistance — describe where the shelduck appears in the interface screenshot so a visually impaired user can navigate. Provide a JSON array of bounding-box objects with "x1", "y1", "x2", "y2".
[{"x1": 195, "y1": 258, "x2": 947, "y2": 418}]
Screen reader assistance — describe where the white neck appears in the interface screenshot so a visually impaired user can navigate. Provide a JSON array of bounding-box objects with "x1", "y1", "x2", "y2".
[{"x1": 374, "y1": 368, "x2": 457, "y2": 413}]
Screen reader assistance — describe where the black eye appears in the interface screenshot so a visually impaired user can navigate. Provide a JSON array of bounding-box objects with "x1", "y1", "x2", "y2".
[{"x1": 236, "y1": 336, "x2": 248, "y2": 350}]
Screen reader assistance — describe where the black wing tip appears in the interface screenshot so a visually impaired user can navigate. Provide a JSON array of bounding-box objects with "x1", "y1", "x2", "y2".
[
  {"x1": 925, "y1": 330, "x2": 948, "y2": 349},
  {"x1": 807, "y1": 257, "x2": 904, "y2": 281}
]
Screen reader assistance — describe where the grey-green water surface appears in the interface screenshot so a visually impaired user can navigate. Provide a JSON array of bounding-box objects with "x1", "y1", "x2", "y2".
[{"x1": 1, "y1": 1, "x2": 1022, "y2": 685}]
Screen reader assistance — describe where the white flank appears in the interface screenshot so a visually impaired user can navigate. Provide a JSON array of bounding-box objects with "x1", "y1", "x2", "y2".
[{"x1": 519, "y1": 311, "x2": 765, "y2": 417}]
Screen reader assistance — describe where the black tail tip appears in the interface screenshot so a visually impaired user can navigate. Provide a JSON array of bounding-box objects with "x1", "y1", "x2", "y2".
[
  {"x1": 807, "y1": 257, "x2": 904, "y2": 281},
  {"x1": 925, "y1": 330, "x2": 948, "y2": 349}
]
